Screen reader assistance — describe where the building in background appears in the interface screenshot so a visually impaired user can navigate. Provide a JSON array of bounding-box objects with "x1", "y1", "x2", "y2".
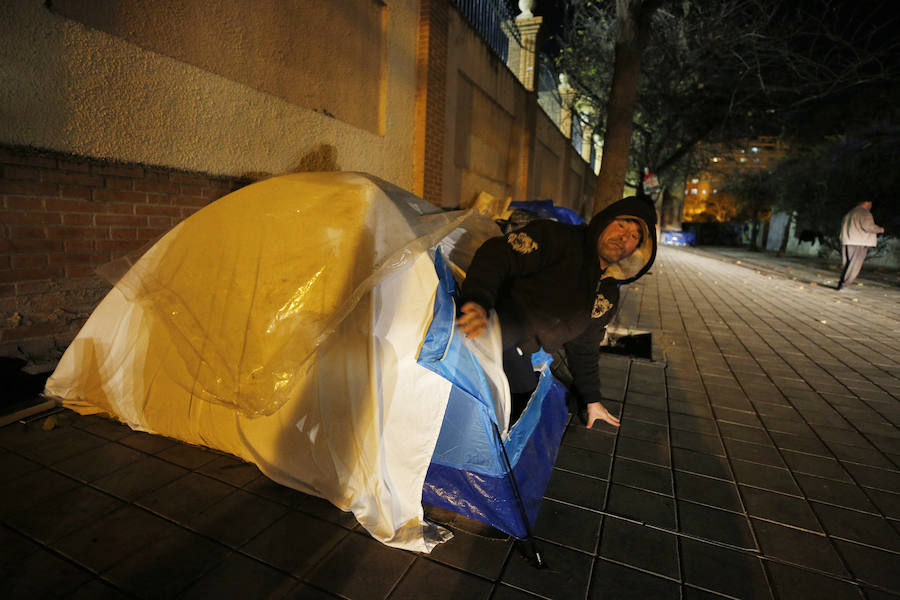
[{"x1": 683, "y1": 136, "x2": 787, "y2": 223}]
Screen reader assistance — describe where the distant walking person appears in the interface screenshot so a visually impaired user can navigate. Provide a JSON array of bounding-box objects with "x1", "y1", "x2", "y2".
[{"x1": 838, "y1": 200, "x2": 884, "y2": 290}]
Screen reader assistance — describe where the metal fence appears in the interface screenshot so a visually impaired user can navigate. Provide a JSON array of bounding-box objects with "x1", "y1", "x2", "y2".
[
  {"x1": 571, "y1": 112, "x2": 583, "y2": 153},
  {"x1": 537, "y1": 54, "x2": 562, "y2": 125},
  {"x1": 451, "y1": 0, "x2": 515, "y2": 62},
  {"x1": 452, "y1": 1, "x2": 578, "y2": 147}
]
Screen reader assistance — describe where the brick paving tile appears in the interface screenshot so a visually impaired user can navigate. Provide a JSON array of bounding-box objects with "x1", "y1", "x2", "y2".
[
  {"x1": 532, "y1": 498, "x2": 602, "y2": 553},
  {"x1": 751, "y1": 518, "x2": 849, "y2": 575},
  {"x1": 680, "y1": 538, "x2": 770, "y2": 599},
  {"x1": 500, "y1": 541, "x2": 592, "y2": 600},
  {"x1": 598, "y1": 515, "x2": 680, "y2": 579},
  {"x1": 92, "y1": 455, "x2": 188, "y2": 502},
  {"x1": 240, "y1": 511, "x2": 349, "y2": 578},
  {"x1": 672, "y1": 446, "x2": 734, "y2": 480},
  {"x1": 0, "y1": 449, "x2": 40, "y2": 481},
  {"x1": 427, "y1": 527, "x2": 512, "y2": 579},
  {"x1": 1, "y1": 546, "x2": 94, "y2": 600},
  {"x1": 606, "y1": 484, "x2": 677, "y2": 529},
  {"x1": 306, "y1": 532, "x2": 415, "y2": 600},
  {"x1": 178, "y1": 552, "x2": 297, "y2": 600},
  {"x1": 136, "y1": 472, "x2": 235, "y2": 524},
  {"x1": 678, "y1": 500, "x2": 757, "y2": 550},
  {"x1": 101, "y1": 528, "x2": 229, "y2": 599},
  {"x1": 2, "y1": 246, "x2": 898, "y2": 599},
  {"x1": 68, "y1": 578, "x2": 134, "y2": 600},
  {"x1": 590, "y1": 558, "x2": 680, "y2": 599},
  {"x1": 615, "y1": 435, "x2": 671, "y2": 467},
  {"x1": 544, "y1": 468, "x2": 608, "y2": 510},
  {"x1": 765, "y1": 562, "x2": 863, "y2": 600},
  {"x1": 52, "y1": 440, "x2": 144, "y2": 483},
  {"x1": 555, "y1": 443, "x2": 613, "y2": 477},
  {"x1": 674, "y1": 470, "x2": 743, "y2": 511},
  {"x1": 730, "y1": 459, "x2": 801, "y2": 495},
  {"x1": 186, "y1": 488, "x2": 289, "y2": 548},
  {"x1": 391, "y1": 558, "x2": 493, "y2": 600},
  {"x1": 155, "y1": 443, "x2": 220, "y2": 470},
  {"x1": 5, "y1": 485, "x2": 123, "y2": 544},
  {"x1": 611, "y1": 456, "x2": 673, "y2": 495}
]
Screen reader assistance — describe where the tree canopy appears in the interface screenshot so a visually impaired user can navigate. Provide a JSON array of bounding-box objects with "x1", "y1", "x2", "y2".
[{"x1": 555, "y1": 0, "x2": 900, "y2": 202}]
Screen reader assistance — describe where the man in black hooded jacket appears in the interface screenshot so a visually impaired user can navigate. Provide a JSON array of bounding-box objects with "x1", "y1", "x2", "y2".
[{"x1": 455, "y1": 197, "x2": 657, "y2": 428}]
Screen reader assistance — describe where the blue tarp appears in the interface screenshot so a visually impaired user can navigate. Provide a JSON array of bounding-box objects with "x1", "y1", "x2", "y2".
[
  {"x1": 418, "y1": 251, "x2": 568, "y2": 538},
  {"x1": 508, "y1": 200, "x2": 585, "y2": 225},
  {"x1": 661, "y1": 231, "x2": 696, "y2": 246}
]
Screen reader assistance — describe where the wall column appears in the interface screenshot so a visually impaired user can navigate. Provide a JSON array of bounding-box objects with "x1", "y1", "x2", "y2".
[
  {"x1": 558, "y1": 75, "x2": 575, "y2": 139},
  {"x1": 506, "y1": 6, "x2": 543, "y2": 201},
  {"x1": 506, "y1": 15, "x2": 543, "y2": 92},
  {"x1": 413, "y1": 0, "x2": 448, "y2": 205}
]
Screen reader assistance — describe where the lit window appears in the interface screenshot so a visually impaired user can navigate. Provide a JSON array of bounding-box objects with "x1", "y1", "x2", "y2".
[
  {"x1": 712, "y1": 189, "x2": 718, "y2": 194},
  {"x1": 691, "y1": 189, "x2": 698, "y2": 195},
  {"x1": 701, "y1": 190, "x2": 707, "y2": 195},
  {"x1": 711, "y1": 157, "x2": 720, "y2": 163},
  {"x1": 740, "y1": 157, "x2": 747, "y2": 162},
  {"x1": 691, "y1": 178, "x2": 699, "y2": 183},
  {"x1": 751, "y1": 147, "x2": 758, "y2": 152}
]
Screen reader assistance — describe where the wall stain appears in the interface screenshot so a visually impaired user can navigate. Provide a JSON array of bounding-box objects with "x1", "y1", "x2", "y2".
[{"x1": 293, "y1": 144, "x2": 339, "y2": 172}]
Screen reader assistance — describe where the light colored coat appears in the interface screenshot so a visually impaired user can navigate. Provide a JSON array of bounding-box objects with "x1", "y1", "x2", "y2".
[{"x1": 840, "y1": 204, "x2": 882, "y2": 247}]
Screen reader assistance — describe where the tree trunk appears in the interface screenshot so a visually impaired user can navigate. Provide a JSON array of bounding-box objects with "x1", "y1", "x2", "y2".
[
  {"x1": 777, "y1": 212, "x2": 793, "y2": 257},
  {"x1": 593, "y1": 41, "x2": 642, "y2": 214},
  {"x1": 749, "y1": 220, "x2": 760, "y2": 251},
  {"x1": 591, "y1": 0, "x2": 662, "y2": 215},
  {"x1": 760, "y1": 219, "x2": 770, "y2": 252}
]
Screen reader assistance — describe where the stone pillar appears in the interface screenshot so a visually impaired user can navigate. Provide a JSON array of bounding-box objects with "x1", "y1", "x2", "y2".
[
  {"x1": 578, "y1": 101, "x2": 595, "y2": 161},
  {"x1": 593, "y1": 135, "x2": 603, "y2": 175},
  {"x1": 581, "y1": 124, "x2": 593, "y2": 161},
  {"x1": 506, "y1": 3, "x2": 543, "y2": 92},
  {"x1": 558, "y1": 74, "x2": 575, "y2": 138},
  {"x1": 506, "y1": 2, "x2": 543, "y2": 201}
]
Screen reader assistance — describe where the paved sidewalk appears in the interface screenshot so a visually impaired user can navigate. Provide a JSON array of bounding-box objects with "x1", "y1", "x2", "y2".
[
  {"x1": 683, "y1": 246, "x2": 900, "y2": 290},
  {"x1": 2, "y1": 246, "x2": 899, "y2": 599}
]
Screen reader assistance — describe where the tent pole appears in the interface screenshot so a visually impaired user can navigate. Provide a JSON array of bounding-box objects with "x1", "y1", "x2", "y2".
[{"x1": 491, "y1": 421, "x2": 546, "y2": 569}]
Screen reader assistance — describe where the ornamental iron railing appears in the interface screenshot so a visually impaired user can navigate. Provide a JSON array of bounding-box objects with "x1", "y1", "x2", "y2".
[{"x1": 450, "y1": 0, "x2": 515, "y2": 62}]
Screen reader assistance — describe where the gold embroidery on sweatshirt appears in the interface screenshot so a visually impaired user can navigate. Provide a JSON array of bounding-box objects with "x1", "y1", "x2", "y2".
[
  {"x1": 592, "y1": 294, "x2": 613, "y2": 318},
  {"x1": 507, "y1": 232, "x2": 538, "y2": 254}
]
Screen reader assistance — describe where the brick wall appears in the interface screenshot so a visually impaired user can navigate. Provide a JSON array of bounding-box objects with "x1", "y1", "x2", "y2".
[
  {"x1": 0, "y1": 146, "x2": 250, "y2": 366},
  {"x1": 413, "y1": 0, "x2": 448, "y2": 206}
]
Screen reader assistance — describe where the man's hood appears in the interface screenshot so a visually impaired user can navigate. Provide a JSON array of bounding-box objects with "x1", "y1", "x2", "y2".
[{"x1": 587, "y1": 196, "x2": 657, "y2": 284}]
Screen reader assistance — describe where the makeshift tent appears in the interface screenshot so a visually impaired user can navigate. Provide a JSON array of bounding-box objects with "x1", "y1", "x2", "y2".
[{"x1": 44, "y1": 172, "x2": 567, "y2": 552}]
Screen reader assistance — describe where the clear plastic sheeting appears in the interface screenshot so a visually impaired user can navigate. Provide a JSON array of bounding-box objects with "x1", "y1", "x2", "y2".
[
  {"x1": 109, "y1": 172, "x2": 465, "y2": 418},
  {"x1": 44, "y1": 172, "x2": 484, "y2": 551},
  {"x1": 435, "y1": 210, "x2": 504, "y2": 283}
]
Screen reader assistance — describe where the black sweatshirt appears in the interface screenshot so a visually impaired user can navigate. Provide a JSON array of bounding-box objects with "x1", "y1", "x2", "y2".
[{"x1": 459, "y1": 197, "x2": 657, "y2": 405}]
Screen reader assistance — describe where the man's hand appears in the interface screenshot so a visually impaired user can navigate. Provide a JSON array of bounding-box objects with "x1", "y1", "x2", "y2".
[
  {"x1": 456, "y1": 302, "x2": 488, "y2": 339},
  {"x1": 586, "y1": 401, "x2": 620, "y2": 428}
]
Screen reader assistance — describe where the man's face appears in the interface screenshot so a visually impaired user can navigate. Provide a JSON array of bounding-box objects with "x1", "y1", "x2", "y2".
[{"x1": 597, "y1": 218, "x2": 642, "y2": 267}]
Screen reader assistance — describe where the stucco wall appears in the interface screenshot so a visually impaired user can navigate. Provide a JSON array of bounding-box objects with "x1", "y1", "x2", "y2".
[{"x1": 0, "y1": 0, "x2": 418, "y2": 187}]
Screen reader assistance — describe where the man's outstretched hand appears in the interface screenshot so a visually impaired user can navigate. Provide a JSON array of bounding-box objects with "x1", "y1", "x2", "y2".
[
  {"x1": 586, "y1": 401, "x2": 620, "y2": 428},
  {"x1": 456, "y1": 302, "x2": 488, "y2": 339}
]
